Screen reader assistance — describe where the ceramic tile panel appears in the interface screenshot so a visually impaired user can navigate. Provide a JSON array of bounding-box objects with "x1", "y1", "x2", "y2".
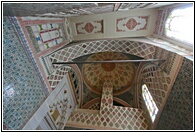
[
  {"x1": 26, "y1": 22, "x2": 67, "y2": 53},
  {"x1": 9, "y1": 16, "x2": 50, "y2": 95},
  {"x1": 156, "y1": 58, "x2": 193, "y2": 130},
  {"x1": 3, "y1": 17, "x2": 47, "y2": 130}
]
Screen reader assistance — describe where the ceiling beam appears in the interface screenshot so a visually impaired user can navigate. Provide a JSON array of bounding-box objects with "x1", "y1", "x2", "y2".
[{"x1": 52, "y1": 59, "x2": 165, "y2": 64}]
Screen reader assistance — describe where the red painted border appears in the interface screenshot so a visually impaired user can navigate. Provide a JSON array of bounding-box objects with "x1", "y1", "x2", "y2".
[{"x1": 17, "y1": 17, "x2": 68, "y2": 93}]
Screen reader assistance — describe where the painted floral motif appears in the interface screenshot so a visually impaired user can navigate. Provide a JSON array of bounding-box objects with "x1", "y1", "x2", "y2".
[
  {"x1": 82, "y1": 52, "x2": 136, "y2": 95},
  {"x1": 116, "y1": 16, "x2": 148, "y2": 32},
  {"x1": 76, "y1": 20, "x2": 103, "y2": 34}
]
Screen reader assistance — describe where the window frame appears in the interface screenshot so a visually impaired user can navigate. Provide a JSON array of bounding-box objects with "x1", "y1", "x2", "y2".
[
  {"x1": 142, "y1": 84, "x2": 159, "y2": 122},
  {"x1": 163, "y1": 4, "x2": 193, "y2": 47}
]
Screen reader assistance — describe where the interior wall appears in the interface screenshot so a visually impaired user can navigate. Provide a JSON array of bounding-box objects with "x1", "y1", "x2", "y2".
[
  {"x1": 156, "y1": 58, "x2": 193, "y2": 130},
  {"x1": 11, "y1": 16, "x2": 73, "y2": 93},
  {"x1": 22, "y1": 74, "x2": 77, "y2": 130},
  {"x1": 70, "y1": 9, "x2": 157, "y2": 40},
  {"x1": 136, "y1": 47, "x2": 184, "y2": 129},
  {"x1": 3, "y1": 17, "x2": 47, "y2": 130},
  {"x1": 137, "y1": 63, "x2": 171, "y2": 129}
]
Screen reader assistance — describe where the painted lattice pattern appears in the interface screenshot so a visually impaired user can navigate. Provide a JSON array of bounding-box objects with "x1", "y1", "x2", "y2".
[
  {"x1": 69, "y1": 68, "x2": 80, "y2": 102},
  {"x1": 67, "y1": 107, "x2": 147, "y2": 130},
  {"x1": 140, "y1": 64, "x2": 170, "y2": 109},
  {"x1": 48, "y1": 40, "x2": 155, "y2": 70},
  {"x1": 100, "y1": 82, "x2": 113, "y2": 109},
  {"x1": 47, "y1": 66, "x2": 71, "y2": 90},
  {"x1": 136, "y1": 63, "x2": 172, "y2": 128},
  {"x1": 88, "y1": 103, "x2": 100, "y2": 110},
  {"x1": 66, "y1": 82, "x2": 149, "y2": 130},
  {"x1": 153, "y1": 47, "x2": 177, "y2": 75}
]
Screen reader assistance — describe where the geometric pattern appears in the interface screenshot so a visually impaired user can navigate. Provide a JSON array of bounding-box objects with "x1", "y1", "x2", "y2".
[
  {"x1": 47, "y1": 66, "x2": 71, "y2": 90},
  {"x1": 26, "y1": 22, "x2": 67, "y2": 53},
  {"x1": 9, "y1": 16, "x2": 50, "y2": 95},
  {"x1": 47, "y1": 40, "x2": 156, "y2": 71},
  {"x1": 156, "y1": 58, "x2": 193, "y2": 130},
  {"x1": 47, "y1": 65, "x2": 80, "y2": 105},
  {"x1": 3, "y1": 17, "x2": 46, "y2": 130},
  {"x1": 69, "y1": 67, "x2": 80, "y2": 103},
  {"x1": 82, "y1": 52, "x2": 136, "y2": 95},
  {"x1": 154, "y1": 47, "x2": 177, "y2": 75},
  {"x1": 88, "y1": 103, "x2": 100, "y2": 110},
  {"x1": 137, "y1": 63, "x2": 171, "y2": 129},
  {"x1": 136, "y1": 50, "x2": 183, "y2": 129},
  {"x1": 66, "y1": 82, "x2": 149, "y2": 130},
  {"x1": 73, "y1": 52, "x2": 141, "y2": 108},
  {"x1": 116, "y1": 16, "x2": 148, "y2": 32},
  {"x1": 76, "y1": 20, "x2": 103, "y2": 34}
]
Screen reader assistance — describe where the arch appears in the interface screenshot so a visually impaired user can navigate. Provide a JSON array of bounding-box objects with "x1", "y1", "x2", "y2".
[{"x1": 48, "y1": 40, "x2": 156, "y2": 67}]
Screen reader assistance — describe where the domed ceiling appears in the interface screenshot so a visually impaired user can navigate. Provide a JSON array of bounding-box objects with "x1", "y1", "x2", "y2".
[
  {"x1": 82, "y1": 52, "x2": 136, "y2": 95},
  {"x1": 73, "y1": 52, "x2": 143, "y2": 109}
]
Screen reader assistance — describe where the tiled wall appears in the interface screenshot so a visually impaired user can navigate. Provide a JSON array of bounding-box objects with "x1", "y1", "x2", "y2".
[
  {"x1": 22, "y1": 74, "x2": 76, "y2": 130},
  {"x1": 156, "y1": 58, "x2": 193, "y2": 130},
  {"x1": 13, "y1": 16, "x2": 73, "y2": 93},
  {"x1": 3, "y1": 17, "x2": 47, "y2": 130}
]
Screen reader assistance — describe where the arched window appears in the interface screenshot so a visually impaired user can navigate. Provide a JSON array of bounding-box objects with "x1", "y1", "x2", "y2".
[
  {"x1": 165, "y1": 5, "x2": 193, "y2": 45},
  {"x1": 142, "y1": 84, "x2": 159, "y2": 122}
]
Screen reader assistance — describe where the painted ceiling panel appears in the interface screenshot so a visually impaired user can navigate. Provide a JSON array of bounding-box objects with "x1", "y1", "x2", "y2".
[{"x1": 73, "y1": 52, "x2": 143, "y2": 108}]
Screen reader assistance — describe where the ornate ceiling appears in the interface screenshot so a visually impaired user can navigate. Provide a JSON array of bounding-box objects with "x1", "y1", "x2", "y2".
[
  {"x1": 82, "y1": 52, "x2": 136, "y2": 95},
  {"x1": 73, "y1": 52, "x2": 143, "y2": 109}
]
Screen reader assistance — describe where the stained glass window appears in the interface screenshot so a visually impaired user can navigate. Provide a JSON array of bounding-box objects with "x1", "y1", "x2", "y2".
[
  {"x1": 165, "y1": 5, "x2": 193, "y2": 45},
  {"x1": 142, "y1": 84, "x2": 158, "y2": 122}
]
